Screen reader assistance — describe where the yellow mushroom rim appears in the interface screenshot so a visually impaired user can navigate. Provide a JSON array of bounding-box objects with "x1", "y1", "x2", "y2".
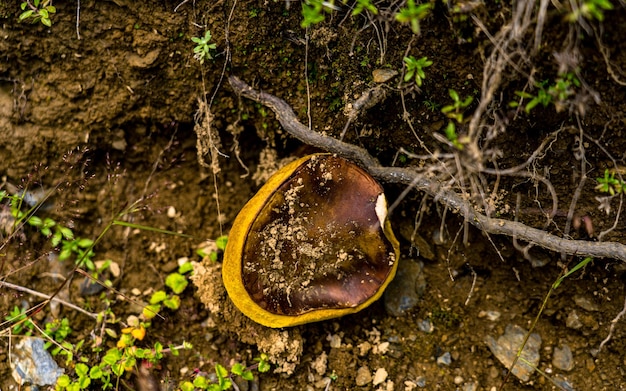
[{"x1": 222, "y1": 154, "x2": 400, "y2": 328}]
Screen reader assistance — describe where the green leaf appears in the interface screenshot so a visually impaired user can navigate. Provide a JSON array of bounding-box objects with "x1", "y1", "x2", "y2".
[
  {"x1": 78, "y1": 375, "x2": 91, "y2": 389},
  {"x1": 19, "y1": 10, "x2": 34, "y2": 20},
  {"x1": 163, "y1": 295, "x2": 181, "y2": 310},
  {"x1": 75, "y1": 363, "x2": 89, "y2": 377},
  {"x1": 193, "y1": 375, "x2": 210, "y2": 388},
  {"x1": 89, "y1": 365, "x2": 103, "y2": 379},
  {"x1": 59, "y1": 247, "x2": 73, "y2": 261},
  {"x1": 165, "y1": 272, "x2": 188, "y2": 294},
  {"x1": 77, "y1": 238, "x2": 94, "y2": 248},
  {"x1": 57, "y1": 374, "x2": 71, "y2": 387},
  {"x1": 142, "y1": 303, "x2": 161, "y2": 319},
  {"x1": 150, "y1": 290, "x2": 168, "y2": 304},
  {"x1": 231, "y1": 362, "x2": 246, "y2": 376},
  {"x1": 178, "y1": 261, "x2": 194, "y2": 274},
  {"x1": 180, "y1": 381, "x2": 195, "y2": 391},
  {"x1": 215, "y1": 235, "x2": 228, "y2": 250},
  {"x1": 59, "y1": 226, "x2": 75, "y2": 240}
]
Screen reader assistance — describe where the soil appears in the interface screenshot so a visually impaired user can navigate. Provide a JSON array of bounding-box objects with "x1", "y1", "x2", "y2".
[{"x1": 1, "y1": 1, "x2": 626, "y2": 390}]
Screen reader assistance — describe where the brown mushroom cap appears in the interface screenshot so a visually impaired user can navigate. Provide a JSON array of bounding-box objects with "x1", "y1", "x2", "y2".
[{"x1": 223, "y1": 154, "x2": 399, "y2": 327}]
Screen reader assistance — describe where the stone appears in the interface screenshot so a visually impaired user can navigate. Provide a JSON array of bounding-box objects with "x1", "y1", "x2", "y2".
[
  {"x1": 485, "y1": 324, "x2": 541, "y2": 382},
  {"x1": 384, "y1": 259, "x2": 426, "y2": 317},
  {"x1": 372, "y1": 368, "x2": 388, "y2": 386},
  {"x1": 355, "y1": 366, "x2": 372, "y2": 386},
  {"x1": 553, "y1": 344, "x2": 574, "y2": 371}
]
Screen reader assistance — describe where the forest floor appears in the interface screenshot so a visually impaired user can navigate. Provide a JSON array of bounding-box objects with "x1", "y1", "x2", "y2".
[{"x1": 1, "y1": 0, "x2": 626, "y2": 390}]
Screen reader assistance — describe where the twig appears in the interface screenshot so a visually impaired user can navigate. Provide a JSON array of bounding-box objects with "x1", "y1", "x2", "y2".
[
  {"x1": 0, "y1": 280, "x2": 98, "y2": 319},
  {"x1": 592, "y1": 292, "x2": 626, "y2": 356},
  {"x1": 228, "y1": 76, "x2": 626, "y2": 262}
]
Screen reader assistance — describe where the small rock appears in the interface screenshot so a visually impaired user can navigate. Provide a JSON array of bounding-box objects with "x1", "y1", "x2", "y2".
[
  {"x1": 574, "y1": 295, "x2": 600, "y2": 312},
  {"x1": 355, "y1": 366, "x2": 372, "y2": 386},
  {"x1": 463, "y1": 383, "x2": 478, "y2": 391},
  {"x1": 418, "y1": 318, "x2": 434, "y2": 333},
  {"x1": 167, "y1": 206, "x2": 177, "y2": 218},
  {"x1": 384, "y1": 259, "x2": 426, "y2": 317},
  {"x1": 485, "y1": 324, "x2": 541, "y2": 382},
  {"x1": 328, "y1": 334, "x2": 341, "y2": 348},
  {"x1": 414, "y1": 376, "x2": 426, "y2": 387},
  {"x1": 372, "y1": 368, "x2": 388, "y2": 386},
  {"x1": 566, "y1": 310, "x2": 583, "y2": 329},
  {"x1": 478, "y1": 310, "x2": 501, "y2": 321},
  {"x1": 553, "y1": 344, "x2": 575, "y2": 371},
  {"x1": 372, "y1": 69, "x2": 398, "y2": 83},
  {"x1": 437, "y1": 352, "x2": 452, "y2": 366},
  {"x1": 11, "y1": 337, "x2": 64, "y2": 386}
]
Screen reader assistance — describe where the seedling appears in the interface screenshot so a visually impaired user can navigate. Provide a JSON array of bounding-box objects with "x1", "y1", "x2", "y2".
[
  {"x1": 510, "y1": 73, "x2": 581, "y2": 113},
  {"x1": 351, "y1": 0, "x2": 378, "y2": 16},
  {"x1": 142, "y1": 261, "x2": 193, "y2": 320},
  {"x1": 403, "y1": 56, "x2": 433, "y2": 87},
  {"x1": 395, "y1": 0, "x2": 432, "y2": 35},
  {"x1": 595, "y1": 169, "x2": 625, "y2": 196},
  {"x1": 179, "y1": 354, "x2": 271, "y2": 391},
  {"x1": 566, "y1": 0, "x2": 613, "y2": 22},
  {"x1": 441, "y1": 89, "x2": 473, "y2": 149},
  {"x1": 192, "y1": 30, "x2": 218, "y2": 64},
  {"x1": 19, "y1": 0, "x2": 56, "y2": 27}
]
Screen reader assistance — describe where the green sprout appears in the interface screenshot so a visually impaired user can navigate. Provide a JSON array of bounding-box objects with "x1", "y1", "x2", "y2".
[
  {"x1": 566, "y1": 0, "x2": 613, "y2": 22},
  {"x1": 351, "y1": 0, "x2": 378, "y2": 16},
  {"x1": 403, "y1": 56, "x2": 433, "y2": 87},
  {"x1": 192, "y1": 30, "x2": 218, "y2": 64},
  {"x1": 595, "y1": 169, "x2": 625, "y2": 196},
  {"x1": 510, "y1": 73, "x2": 581, "y2": 113},
  {"x1": 395, "y1": 0, "x2": 432, "y2": 35},
  {"x1": 19, "y1": 0, "x2": 56, "y2": 27},
  {"x1": 441, "y1": 89, "x2": 473, "y2": 150}
]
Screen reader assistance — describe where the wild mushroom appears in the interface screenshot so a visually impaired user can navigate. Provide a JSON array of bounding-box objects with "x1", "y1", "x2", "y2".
[{"x1": 222, "y1": 154, "x2": 400, "y2": 328}]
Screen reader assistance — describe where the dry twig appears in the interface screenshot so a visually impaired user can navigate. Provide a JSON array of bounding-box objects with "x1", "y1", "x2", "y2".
[{"x1": 228, "y1": 76, "x2": 626, "y2": 262}]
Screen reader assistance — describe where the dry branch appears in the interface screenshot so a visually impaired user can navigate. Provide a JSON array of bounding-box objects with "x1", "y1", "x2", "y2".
[{"x1": 228, "y1": 76, "x2": 626, "y2": 262}]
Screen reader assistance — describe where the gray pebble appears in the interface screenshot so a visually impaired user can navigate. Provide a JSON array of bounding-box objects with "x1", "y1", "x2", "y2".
[
  {"x1": 485, "y1": 324, "x2": 541, "y2": 382},
  {"x1": 418, "y1": 318, "x2": 434, "y2": 333},
  {"x1": 384, "y1": 259, "x2": 426, "y2": 317},
  {"x1": 437, "y1": 352, "x2": 452, "y2": 366},
  {"x1": 10, "y1": 337, "x2": 64, "y2": 386},
  {"x1": 553, "y1": 344, "x2": 575, "y2": 371}
]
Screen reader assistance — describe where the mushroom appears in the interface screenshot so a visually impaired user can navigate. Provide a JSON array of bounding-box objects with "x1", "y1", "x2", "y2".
[{"x1": 222, "y1": 154, "x2": 400, "y2": 328}]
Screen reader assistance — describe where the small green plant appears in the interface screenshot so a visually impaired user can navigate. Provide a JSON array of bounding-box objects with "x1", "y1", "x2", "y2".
[
  {"x1": 0, "y1": 190, "x2": 101, "y2": 277},
  {"x1": 19, "y1": 0, "x2": 56, "y2": 27},
  {"x1": 595, "y1": 169, "x2": 625, "y2": 196},
  {"x1": 351, "y1": 0, "x2": 378, "y2": 16},
  {"x1": 192, "y1": 30, "x2": 218, "y2": 64},
  {"x1": 301, "y1": 0, "x2": 335, "y2": 27},
  {"x1": 5, "y1": 306, "x2": 36, "y2": 335},
  {"x1": 403, "y1": 56, "x2": 433, "y2": 87},
  {"x1": 395, "y1": 0, "x2": 432, "y2": 34},
  {"x1": 197, "y1": 235, "x2": 228, "y2": 261},
  {"x1": 179, "y1": 354, "x2": 271, "y2": 391},
  {"x1": 441, "y1": 89, "x2": 473, "y2": 149},
  {"x1": 566, "y1": 0, "x2": 613, "y2": 22},
  {"x1": 142, "y1": 261, "x2": 194, "y2": 320},
  {"x1": 510, "y1": 72, "x2": 581, "y2": 113}
]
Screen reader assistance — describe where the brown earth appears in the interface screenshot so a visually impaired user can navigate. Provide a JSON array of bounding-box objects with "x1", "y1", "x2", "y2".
[{"x1": 1, "y1": 1, "x2": 626, "y2": 390}]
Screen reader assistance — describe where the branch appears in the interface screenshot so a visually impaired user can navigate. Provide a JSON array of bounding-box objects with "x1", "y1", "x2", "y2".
[{"x1": 228, "y1": 76, "x2": 626, "y2": 262}]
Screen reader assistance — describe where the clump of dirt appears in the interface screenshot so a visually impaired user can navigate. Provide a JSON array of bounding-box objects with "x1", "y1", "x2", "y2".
[{"x1": 192, "y1": 260, "x2": 304, "y2": 374}]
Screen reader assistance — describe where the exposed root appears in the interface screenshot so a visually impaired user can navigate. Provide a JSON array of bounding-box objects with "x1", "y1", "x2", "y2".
[{"x1": 229, "y1": 75, "x2": 626, "y2": 262}]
